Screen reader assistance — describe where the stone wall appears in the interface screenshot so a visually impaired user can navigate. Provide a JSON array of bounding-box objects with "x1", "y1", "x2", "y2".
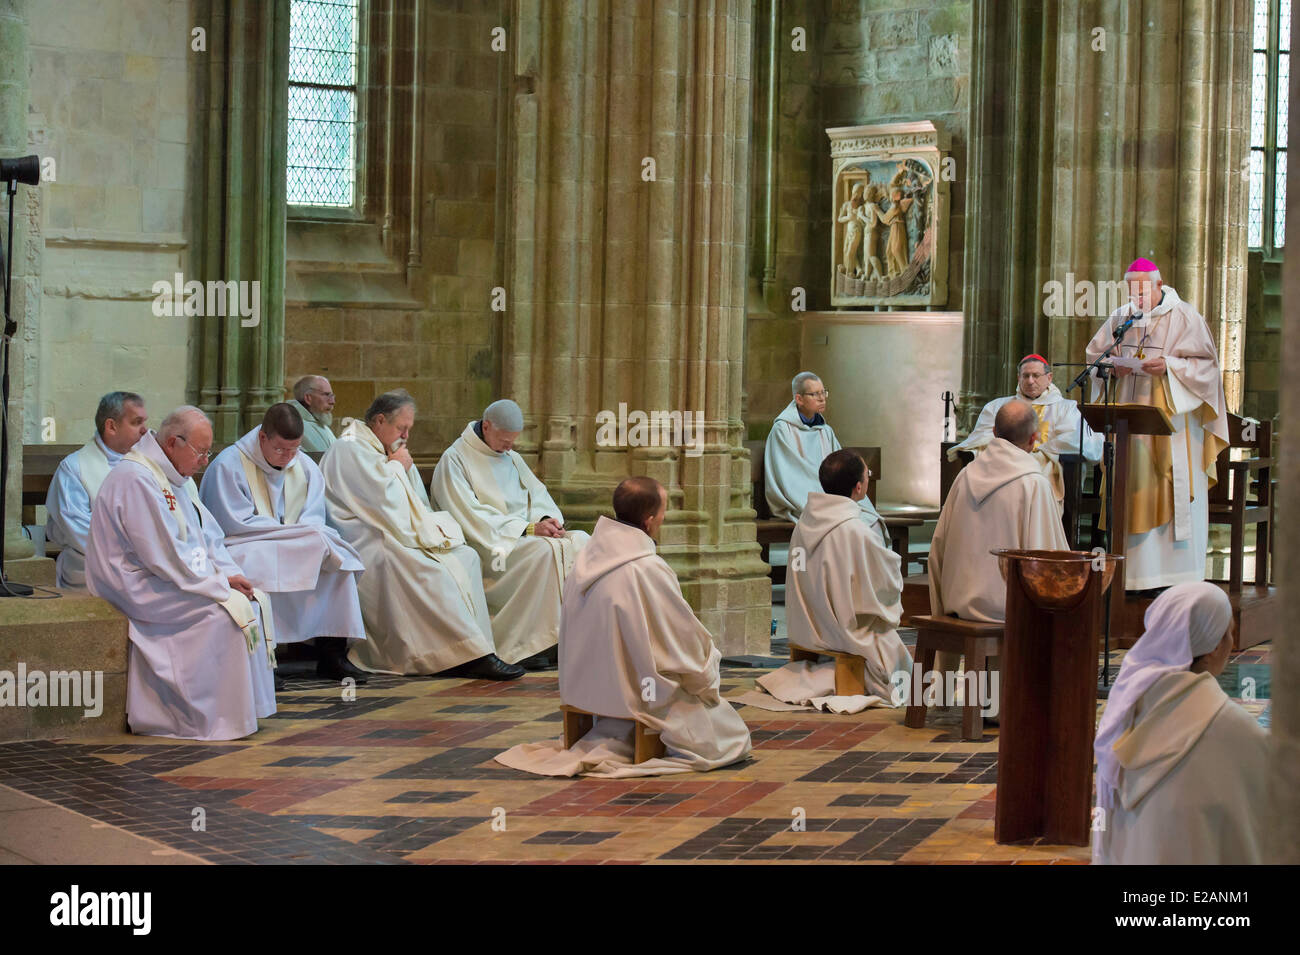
[
  {"x1": 282, "y1": 1, "x2": 504, "y2": 460},
  {"x1": 25, "y1": 0, "x2": 193, "y2": 442},
  {"x1": 1243, "y1": 252, "x2": 1281, "y2": 422},
  {"x1": 745, "y1": 0, "x2": 971, "y2": 439}
]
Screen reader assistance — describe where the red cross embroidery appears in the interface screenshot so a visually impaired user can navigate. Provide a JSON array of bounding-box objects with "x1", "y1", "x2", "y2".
[{"x1": 163, "y1": 490, "x2": 177, "y2": 511}]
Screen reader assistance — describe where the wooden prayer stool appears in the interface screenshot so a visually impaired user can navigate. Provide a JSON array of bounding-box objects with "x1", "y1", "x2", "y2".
[
  {"x1": 787, "y1": 642, "x2": 867, "y2": 696},
  {"x1": 560, "y1": 704, "x2": 666, "y2": 763},
  {"x1": 904, "y1": 614, "x2": 1003, "y2": 741}
]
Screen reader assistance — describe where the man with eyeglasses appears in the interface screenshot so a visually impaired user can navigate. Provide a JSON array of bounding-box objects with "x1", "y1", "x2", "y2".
[
  {"x1": 290, "y1": 375, "x2": 337, "y2": 452},
  {"x1": 764, "y1": 371, "x2": 886, "y2": 542},
  {"x1": 200, "y1": 402, "x2": 369, "y2": 687},
  {"x1": 948, "y1": 354, "x2": 1102, "y2": 511},
  {"x1": 85, "y1": 406, "x2": 277, "y2": 740}
]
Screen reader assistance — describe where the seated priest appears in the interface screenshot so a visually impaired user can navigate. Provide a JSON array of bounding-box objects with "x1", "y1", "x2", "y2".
[
  {"x1": 320, "y1": 389, "x2": 523, "y2": 680},
  {"x1": 786, "y1": 449, "x2": 913, "y2": 701},
  {"x1": 45, "y1": 391, "x2": 150, "y2": 590},
  {"x1": 764, "y1": 371, "x2": 886, "y2": 542},
  {"x1": 430, "y1": 399, "x2": 589, "y2": 670},
  {"x1": 948, "y1": 353, "x2": 1102, "y2": 507},
  {"x1": 199, "y1": 402, "x2": 369, "y2": 685},
  {"x1": 929, "y1": 400, "x2": 1069, "y2": 678},
  {"x1": 289, "y1": 375, "x2": 337, "y2": 452},
  {"x1": 85, "y1": 406, "x2": 277, "y2": 740},
  {"x1": 1093, "y1": 583, "x2": 1267, "y2": 864},
  {"x1": 496, "y1": 477, "x2": 752, "y2": 777}
]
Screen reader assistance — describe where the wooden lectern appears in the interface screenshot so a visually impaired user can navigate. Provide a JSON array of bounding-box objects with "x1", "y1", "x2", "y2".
[{"x1": 1081, "y1": 402, "x2": 1173, "y2": 643}]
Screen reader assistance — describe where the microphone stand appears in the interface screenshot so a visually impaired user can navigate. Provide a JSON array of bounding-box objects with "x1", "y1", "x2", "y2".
[{"x1": 1060, "y1": 324, "x2": 1132, "y2": 697}]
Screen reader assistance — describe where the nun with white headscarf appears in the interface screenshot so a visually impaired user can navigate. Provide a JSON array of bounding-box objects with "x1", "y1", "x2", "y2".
[{"x1": 1092, "y1": 582, "x2": 1268, "y2": 865}]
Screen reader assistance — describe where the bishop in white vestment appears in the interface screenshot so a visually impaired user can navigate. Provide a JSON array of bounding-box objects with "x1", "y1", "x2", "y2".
[
  {"x1": 764, "y1": 372, "x2": 886, "y2": 542},
  {"x1": 1093, "y1": 583, "x2": 1267, "y2": 864},
  {"x1": 1085, "y1": 260, "x2": 1229, "y2": 591},
  {"x1": 199, "y1": 403, "x2": 368, "y2": 682},
  {"x1": 431, "y1": 400, "x2": 589, "y2": 667},
  {"x1": 86, "y1": 408, "x2": 276, "y2": 741},
  {"x1": 319, "y1": 390, "x2": 523, "y2": 680},
  {"x1": 786, "y1": 450, "x2": 913, "y2": 701},
  {"x1": 44, "y1": 391, "x2": 150, "y2": 590},
  {"x1": 949, "y1": 354, "x2": 1102, "y2": 507},
  {"x1": 497, "y1": 478, "x2": 752, "y2": 777}
]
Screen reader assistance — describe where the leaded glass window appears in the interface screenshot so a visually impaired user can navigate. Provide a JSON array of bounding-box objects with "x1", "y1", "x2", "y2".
[
  {"x1": 288, "y1": 0, "x2": 361, "y2": 208},
  {"x1": 1249, "y1": 0, "x2": 1289, "y2": 252}
]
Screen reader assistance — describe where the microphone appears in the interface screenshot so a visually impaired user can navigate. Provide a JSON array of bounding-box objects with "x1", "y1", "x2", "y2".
[
  {"x1": 1113, "y1": 310, "x2": 1140, "y2": 340},
  {"x1": 0, "y1": 156, "x2": 40, "y2": 186}
]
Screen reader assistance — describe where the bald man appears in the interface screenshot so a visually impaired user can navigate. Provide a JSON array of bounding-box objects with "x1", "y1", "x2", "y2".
[
  {"x1": 496, "y1": 477, "x2": 751, "y2": 777},
  {"x1": 86, "y1": 407, "x2": 277, "y2": 740},
  {"x1": 431, "y1": 399, "x2": 589, "y2": 669},
  {"x1": 290, "y1": 375, "x2": 337, "y2": 452}
]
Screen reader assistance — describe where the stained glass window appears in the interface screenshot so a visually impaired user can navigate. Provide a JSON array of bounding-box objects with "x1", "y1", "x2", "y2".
[
  {"x1": 1249, "y1": 0, "x2": 1290, "y2": 252},
  {"x1": 287, "y1": 0, "x2": 360, "y2": 208}
]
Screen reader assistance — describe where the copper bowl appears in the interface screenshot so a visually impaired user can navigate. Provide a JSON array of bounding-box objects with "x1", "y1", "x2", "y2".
[{"x1": 990, "y1": 549, "x2": 1124, "y2": 612}]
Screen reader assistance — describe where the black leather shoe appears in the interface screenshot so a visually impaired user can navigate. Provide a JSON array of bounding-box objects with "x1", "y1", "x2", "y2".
[
  {"x1": 454, "y1": 653, "x2": 525, "y2": 681},
  {"x1": 316, "y1": 654, "x2": 369, "y2": 684},
  {"x1": 519, "y1": 648, "x2": 557, "y2": 671},
  {"x1": 274, "y1": 673, "x2": 287, "y2": 693}
]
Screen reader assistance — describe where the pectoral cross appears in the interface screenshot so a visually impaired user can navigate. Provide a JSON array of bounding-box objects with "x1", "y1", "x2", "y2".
[{"x1": 163, "y1": 489, "x2": 177, "y2": 511}]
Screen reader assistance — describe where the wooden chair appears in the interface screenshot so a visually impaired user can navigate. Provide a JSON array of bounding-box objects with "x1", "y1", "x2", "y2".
[
  {"x1": 904, "y1": 614, "x2": 1003, "y2": 741},
  {"x1": 561, "y1": 704, "x2": 666, "y2": 763},
  {"x1": 1207, "y1": 413, "x2": 1274, "y2": 592},
  {"x1": 21, "y1": 443, "x2": 81, "y2": 524},
  {"x1": 788, "y1": 642, "x2": 867, "y2": 696}
]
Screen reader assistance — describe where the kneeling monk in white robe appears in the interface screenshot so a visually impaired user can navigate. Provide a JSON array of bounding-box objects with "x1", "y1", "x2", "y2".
[
  {"x1": 431, "y1": 399, "x2": 589, "y2": 669},
  {"x1": 45, "y1": 390, "x2": 149, "y2": 590},
  {"x1": 200, "y1": 402, "x2": 368, "y2": 684},
  {"x1": 86, "y1": 407, "x2": 277, "y2": 740},
  {"x1": 764, "y1": 371, "x2": 886, "y2": 542},
  {"x1": 929, "y1": 400, "x2": 1069, "y2": 679},
  {"x1": 320, "y1": 389, "x2": 524, "y2": 680},
  {"x1": 784, "y1": 449, "x2": 912, "y2": 702},
  {"x1": 497, "y1": 477, "x2": 751, "y2": 777},
  {"x1": 1093, "y1": 583, "x2": 1267, "y2": 864}
]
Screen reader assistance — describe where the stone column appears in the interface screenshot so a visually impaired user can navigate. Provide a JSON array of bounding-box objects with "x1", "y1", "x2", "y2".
[
  {"x1": 189, "y1": 0, "x2": 289, "y2": 443},
  {"x1": 0, "y1": 0, "x2": 33, "y2": 562},
  {"x1": 508, "y1": 0, "x2": 771, "y2": 653},
  {"x1": 1269, "y1": 2, "x2": 1299, "y2": 865},
  {"x1": 962, "y1": 0, "x2": 1249, "y2": 424}
]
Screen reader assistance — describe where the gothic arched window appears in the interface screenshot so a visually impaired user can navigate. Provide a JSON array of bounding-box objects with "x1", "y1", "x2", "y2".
[
  {"x1": 1249, "y1": 0, "x2": 1290, "y2": 252},
  {"x1": 287, "y1": 0, "x2": 361, "y2": 209}
]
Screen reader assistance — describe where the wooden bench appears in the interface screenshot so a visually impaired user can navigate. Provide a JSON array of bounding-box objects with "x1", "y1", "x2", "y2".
[
  {"x1": 904, "y1": 614, "x2": 1003, "y2": 741},
  {"x1": 788, "y1": 641, "x2": 867, "y2": 696},
  {"x1": 1207, "y1": 413, "x2": 1274, "y2": 592},
  {"x1": 561, "y1": 704, "x2": 666, "y2": 763}
]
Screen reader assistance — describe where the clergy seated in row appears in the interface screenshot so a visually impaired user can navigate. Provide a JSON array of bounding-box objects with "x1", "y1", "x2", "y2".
[
  {"x1": 289, "y1": 374, "x2": 337, "y2": 453},
  {"x1": 199, "y1": 402, "x2": 369, "y2": 686},
  {"x1": 44, "y1": 391, "x2": 150, "y2": 590},
  {"x1": 320, "y1": 389, "x2": 524, "y2": 681},
  {"x1": 1093, "y1": 584, "x2": 1267, "y2": 864},
  {"x1": 86, "y1": 407, "x2": 277, "y2": 741},
  {"x1": 929, "y1": 401, "x2": 1069, "y2": 677},
  {"x1": 947, "y1": 353, "x2": 1102, "y2": 508},
  {"x1": 497, "y1": 477, "x2": 752, "y2": 777},
  {"x1": 1085, "y1": 259, "x2": 1229, "y2": 594},
  {"x1": 431, "y1": 398, "x2": 589, "y2": 670},
  {"x1": 763, "y1": 370, "x2": 886, "y2": 542},
  {"x1": 786, "y1": 449, "x2": 913, "y2": 701}
]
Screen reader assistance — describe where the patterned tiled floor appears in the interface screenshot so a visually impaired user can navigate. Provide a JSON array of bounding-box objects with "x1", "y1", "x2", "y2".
[{"x1": 0, "y1": 636, "x2": 1272, "y2": 865}]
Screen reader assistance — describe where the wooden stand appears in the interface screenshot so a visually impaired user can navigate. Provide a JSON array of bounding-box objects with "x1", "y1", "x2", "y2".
[
  {"x1": 994, "y1": 553, "x2": 1115, "y2": 846},
  {"x1": 788, "y1": 642, "x2": 866, "y2": 696},
  {"x1": 560, "y1": 704, "x2": 665, "y2": 763},
  {"x1": 1080, "y1": 403, "x2": 1172, "y2": 645}
]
